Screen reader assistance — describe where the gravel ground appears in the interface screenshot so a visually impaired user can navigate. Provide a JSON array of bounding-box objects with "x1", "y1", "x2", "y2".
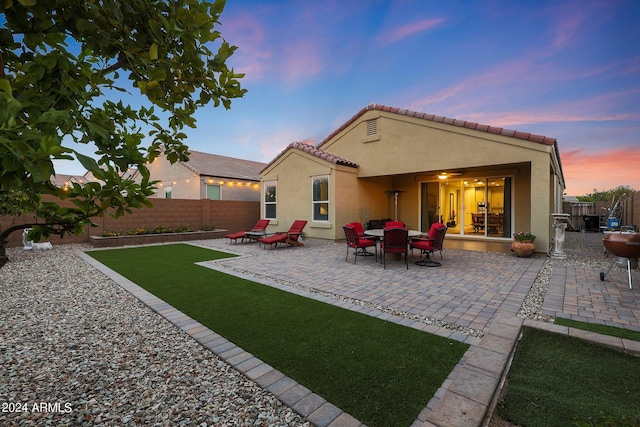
[{"x1": 0, "y1": 244, "x2": 307, "y2": 427}]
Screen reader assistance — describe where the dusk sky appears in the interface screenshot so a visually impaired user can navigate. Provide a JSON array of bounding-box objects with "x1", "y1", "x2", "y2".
[{"x1": 57, "y1": 0, "x2": 639, "y2": 196}]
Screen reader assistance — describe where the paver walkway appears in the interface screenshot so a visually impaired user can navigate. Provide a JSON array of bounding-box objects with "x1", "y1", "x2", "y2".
[{"x1": 83, "y1": 232, "x2": 640, "y2": 427}]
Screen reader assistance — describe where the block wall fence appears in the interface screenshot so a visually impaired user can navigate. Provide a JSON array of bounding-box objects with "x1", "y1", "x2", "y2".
[{"x1": 1, "y1": 198, "x2": 260, "y2": 248}]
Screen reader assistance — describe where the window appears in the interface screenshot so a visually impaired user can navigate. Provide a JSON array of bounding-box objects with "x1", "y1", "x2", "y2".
[
  {"x1": 206, "y1": 184, "x2": 221, "y2": 200},
  {"x1": 264, "y1": 181, "x2": 277, "y2": 219},
  {"x1": 164, "y1": 186, "x2": 172, "y2": 199},
  {"x1": 312, "y1": 175, "x2": 329, "y2": 221}
]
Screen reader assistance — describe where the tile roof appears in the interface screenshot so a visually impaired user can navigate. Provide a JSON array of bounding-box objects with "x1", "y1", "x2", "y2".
[
  {"x1": 260, "y1": 141, "x2": 359, "y2": 174},
  {"x1": 318, "y1": 103, "x2": 558, "y2": 147},
  {"x1": 182, "y1": 150, "x2": 267, "y2": 181},
  {"x1": 52, "y1": 174, "x2": 90, "y2": 188}
]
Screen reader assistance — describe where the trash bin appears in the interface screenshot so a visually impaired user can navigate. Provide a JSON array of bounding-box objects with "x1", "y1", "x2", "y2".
[{"x1": 583, "y1": 215, "x2": 600, "y2": 232}]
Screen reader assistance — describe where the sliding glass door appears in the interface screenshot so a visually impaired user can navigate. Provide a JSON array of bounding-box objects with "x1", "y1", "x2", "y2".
[{"x1": 420, "y1": 177, "x2": 512, "y2": 238}]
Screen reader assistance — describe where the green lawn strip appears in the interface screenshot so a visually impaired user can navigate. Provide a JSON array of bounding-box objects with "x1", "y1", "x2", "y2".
[
  {"x1": 497, "y1": 326, "x2": 640, "y2": 427},
  {"x1": 554, "y1": 317, "x2": 640, "y2": 342},
  {"x1": 88, "y1": 244, "x2": 468, "y2": 427}
]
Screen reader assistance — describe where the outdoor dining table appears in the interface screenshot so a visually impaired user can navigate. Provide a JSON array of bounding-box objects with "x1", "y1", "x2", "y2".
[{"x1": 363, "y1": 229, "x2": 422, "y2": 238}]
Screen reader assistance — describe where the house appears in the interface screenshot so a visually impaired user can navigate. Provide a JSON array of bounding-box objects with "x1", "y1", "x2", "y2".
[
  {"x1": 143, "y1": 150, "x2": 266, "y2": 201},
  {"x1": 259, "y1": 104, "x2": 565, "y2": 253},
  {"x1": 52, "y1": 173, "x2": 93, "y2": 190}
]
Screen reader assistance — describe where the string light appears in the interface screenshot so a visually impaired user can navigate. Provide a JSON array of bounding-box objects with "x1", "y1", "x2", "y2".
[{"x1": 153, "y1": 177, "x2": 259, "y2": 189}]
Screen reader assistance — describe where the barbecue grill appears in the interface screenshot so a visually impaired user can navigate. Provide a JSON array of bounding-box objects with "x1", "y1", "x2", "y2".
[{"x1": 600, "y1": 231, "x2": 640, "y2": 289}]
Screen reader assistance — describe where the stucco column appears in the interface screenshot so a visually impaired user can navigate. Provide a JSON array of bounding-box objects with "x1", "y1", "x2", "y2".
[{"x1": 551, "y1": 213, "x2": 570, "y2": 259}]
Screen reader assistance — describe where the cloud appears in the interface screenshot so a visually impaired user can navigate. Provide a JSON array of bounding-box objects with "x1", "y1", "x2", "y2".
[
  {"x1": 561, "y1": 148, "x2": 640, "y2": 195},
  {"x1": 376, "y1": 18, "x2": 445, "y2": 46},
  {"x1": 221, "y1": 11, "x2": 273, "y2": 82}
]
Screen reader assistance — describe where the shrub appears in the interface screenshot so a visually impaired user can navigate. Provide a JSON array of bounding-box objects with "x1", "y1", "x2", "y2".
[
  {"x1": 126, "y1": 227, "x2": 148, "y2": 235},
  {"x1": 152, "y1": 225, "x2": 174, "y2": 234}
]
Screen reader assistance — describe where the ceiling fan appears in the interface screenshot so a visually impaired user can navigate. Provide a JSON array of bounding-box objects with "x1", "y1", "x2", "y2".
[{"x1": 436, "y1": 172, "x2": 462, "y2": 180}]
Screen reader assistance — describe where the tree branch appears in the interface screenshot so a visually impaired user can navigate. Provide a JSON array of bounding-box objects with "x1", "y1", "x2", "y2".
[{"x1": 0, "y1": 51, "x2": 6, "y2": 80}]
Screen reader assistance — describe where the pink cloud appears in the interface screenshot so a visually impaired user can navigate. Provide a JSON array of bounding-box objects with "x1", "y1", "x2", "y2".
[
  {"x1": 377, "y1": 18, "x2": 445, "y2": 46},
  {"x1": 561, "y1": 148, "x2": 640, "y2": 195},
  {"x1": 221, "y1": 11, "x2": 273, "y2": 82},
  {"x1": 222, "y1": 6, "x2": 328, "y2": 85}
]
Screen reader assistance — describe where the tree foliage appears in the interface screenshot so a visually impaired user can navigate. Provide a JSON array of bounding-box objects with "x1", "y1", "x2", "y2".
[
  {"x1": 0, "y1": 0, "x2": 246, "y2": 265},
  {"x1": 576, "y1": 185, "x2": 636, "y2": 203}
]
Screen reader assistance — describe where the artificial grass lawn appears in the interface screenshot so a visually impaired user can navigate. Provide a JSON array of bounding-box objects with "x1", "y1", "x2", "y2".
[
  {"x1": 497, "y1": 326, "x2": 640, "y2": 427},
  {"x1": 554, "y1": 317, "x2": 640, "y2": 342},
  {"x1": 88, "y1": 244, "x2": 469, "y2": 427}
]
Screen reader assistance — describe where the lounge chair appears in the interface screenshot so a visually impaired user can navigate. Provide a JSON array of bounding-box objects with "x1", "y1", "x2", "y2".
[
  {"x1": 224, "y1": 219, "x2": 270, "y2": 243},
  {"x1": 258, "y1": 220, "x2": 307, "y2": 249}
]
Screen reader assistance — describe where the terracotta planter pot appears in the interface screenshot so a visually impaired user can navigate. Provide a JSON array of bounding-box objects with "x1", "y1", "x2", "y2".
[{"x1": 511, "y1": 240, "x2": 536, "y2": 257}]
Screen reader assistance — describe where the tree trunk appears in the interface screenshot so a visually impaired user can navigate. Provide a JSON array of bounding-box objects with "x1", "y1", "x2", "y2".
[
  {"x1": 0, "y1": 236, "x2": 8, "y2": 268},
  {"x1": 0, "y1": 224, "x2": 29, "y2": 269}
]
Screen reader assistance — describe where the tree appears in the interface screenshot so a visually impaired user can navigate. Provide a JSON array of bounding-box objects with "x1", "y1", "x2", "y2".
[
  {"x1": 576, "y1": 185, "x2": 636, "y2": 203},
  {"x1": 0, "y1": 0, "x2": 246, "y2": 267}
]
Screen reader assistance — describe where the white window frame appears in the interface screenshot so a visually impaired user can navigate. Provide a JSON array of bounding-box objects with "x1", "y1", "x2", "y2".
[
  {"x1": 164, "y1": 186, "x2": 172, "y2": 199},
  {"x1": 264, "y1": 180, "x2": 277, "y2": 219},
  {"x1": 312, "y1": 175, "x2": 329, "y2": 222}
]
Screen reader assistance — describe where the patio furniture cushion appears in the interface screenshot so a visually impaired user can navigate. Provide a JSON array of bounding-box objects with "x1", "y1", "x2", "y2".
[
  {"x1": 347, "y1": 221, "x2": 367, "y2": 237},
  {"x1": 385, "y1": 221, "x2": 405, "y2": 228}
]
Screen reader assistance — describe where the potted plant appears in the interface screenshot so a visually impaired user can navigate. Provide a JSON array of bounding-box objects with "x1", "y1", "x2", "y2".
[{"x1": 512, "y1": 232, "x2": 536, "y2": 257}]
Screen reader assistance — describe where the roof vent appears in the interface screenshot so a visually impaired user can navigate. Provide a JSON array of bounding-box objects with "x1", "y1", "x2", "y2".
[{"x1": 366, "y1": 119, "x2": 378, "y2": 136}]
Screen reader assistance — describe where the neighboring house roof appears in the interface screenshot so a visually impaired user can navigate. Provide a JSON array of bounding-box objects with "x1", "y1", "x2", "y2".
[
  {"x1": 318, "y1": 103, "x2": 558, "y2": 147},
  {"x1": 52, "y1": 173, "x2": 92, "y2": 188},
  {"x1": 181, "y1": 150, "x2": 266, "y2": 181},
  {"x1": 261, "y1": 141, "x2": 359, "y2": 174}
]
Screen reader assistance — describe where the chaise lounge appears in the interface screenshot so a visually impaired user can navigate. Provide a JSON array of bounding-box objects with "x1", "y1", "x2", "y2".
[
  {"x1": 258, "y1": 220, "x2": 307, "y2": 249},
  {"x1": 224, "y1": 219, "x2": 270, "y2": 244}
]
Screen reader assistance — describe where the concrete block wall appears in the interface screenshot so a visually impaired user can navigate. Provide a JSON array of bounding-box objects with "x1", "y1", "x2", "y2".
[{"x1": 1, "y1": 198, "x2": 260, "y2": 248}]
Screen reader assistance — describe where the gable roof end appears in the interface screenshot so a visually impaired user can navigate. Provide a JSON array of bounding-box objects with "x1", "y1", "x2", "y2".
[
  {"x1": 260, "y1": 141, "x2": 358, "y2": 174},
  {"x1": 318, "y1": 103, "x2": 557, "y2": 147}
]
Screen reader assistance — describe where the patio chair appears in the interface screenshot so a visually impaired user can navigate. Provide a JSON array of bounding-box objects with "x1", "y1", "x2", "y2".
[
  {"x1": 258, "y1": 220, "x2": 307, "y2": 249},
  {"x1": 410, "y1": 223, "x2": 447, "y2": 267},
  {"x1": 224, "y1": 219, "x2": 270, "y2": 243},
  {"x1": 347, "y1": 221, "x2": 366, "y2": 237},
  {"x1": 381, "y1": 227, "x2": 409, "y2": 269},
  {"x1": 385, "y1": 220, "x2": 405, "y2": 228},
  {"x1": 343, "y1": 224, "x2": 377, "y2": 263}
]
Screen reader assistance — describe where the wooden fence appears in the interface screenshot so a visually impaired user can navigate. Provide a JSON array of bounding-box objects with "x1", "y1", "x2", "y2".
[
  {"x1": 1, "y1": 198, "x2": 260, "y2": 248},
  {"x1": 563, "y1": 191, "x2": 640, "y2": 232}
]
